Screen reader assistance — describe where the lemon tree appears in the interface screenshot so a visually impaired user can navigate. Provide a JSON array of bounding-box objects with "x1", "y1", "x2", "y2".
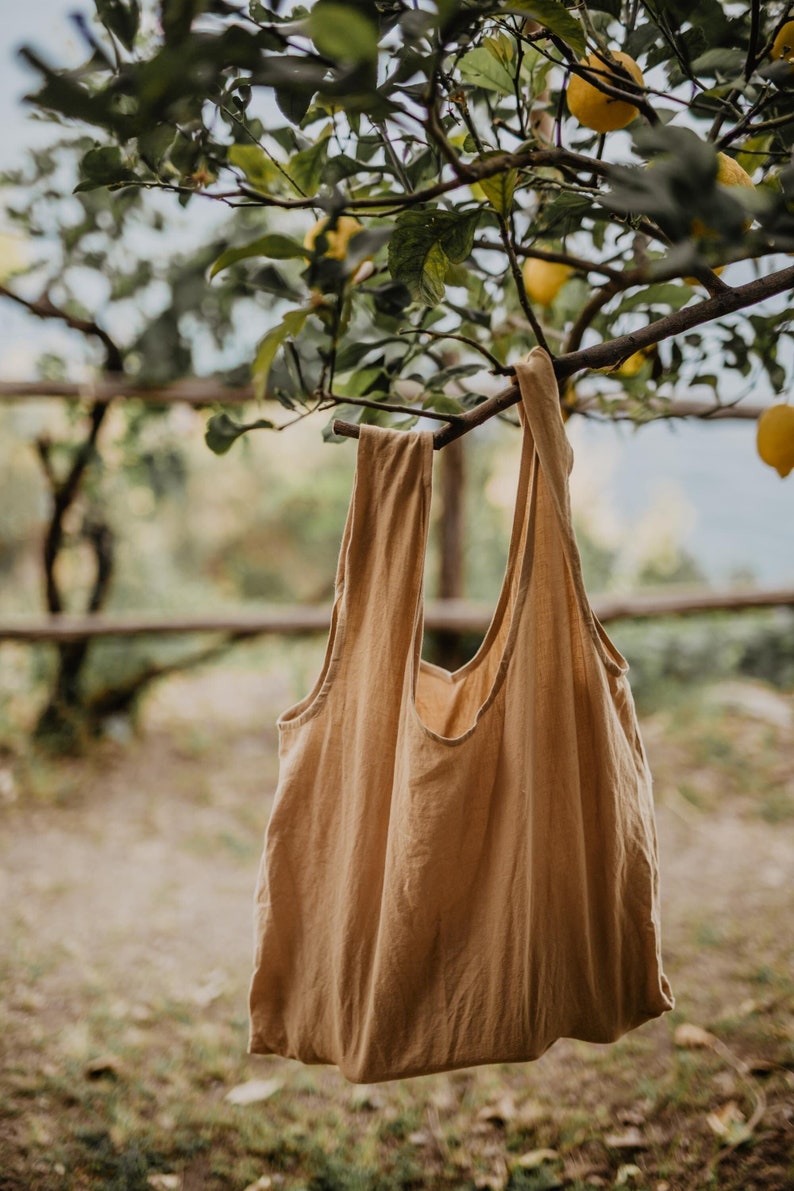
[{"x1": 5, "y1": 0, "x2": 794, "y2": 465}]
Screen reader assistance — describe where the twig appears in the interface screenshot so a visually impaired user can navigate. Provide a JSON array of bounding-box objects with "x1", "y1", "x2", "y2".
[
  {"x1": 496, "y1": 212, "x2": 551, "y2": 354},
  {"x1": 0, "y1": 284, "x2": 123, "y2": 372},
  {"x1": 323, "y1": 390, "x2": 463, "y2": 423},
  {"x1": 398, "y1": 329, "x2": 511, "y2": 374}
]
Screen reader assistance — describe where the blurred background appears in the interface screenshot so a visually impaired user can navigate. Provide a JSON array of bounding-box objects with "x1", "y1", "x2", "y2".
[{"x1": 1, "y1": 6, "x2": 793, "y2": 1191}]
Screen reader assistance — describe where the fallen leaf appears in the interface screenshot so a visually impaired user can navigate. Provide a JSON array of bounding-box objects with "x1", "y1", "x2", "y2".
[
  {"x1": 477, "y1": 1095, "x2": 516, "y2": 1125},
  {"x1": 674, "y1": 1023, "x2": 716, "y2": 1049},
  {"x1": 615, "y1": 1164, "x2": 643, "y2": 1185},
  {"x1": 747, "y1": 1058, "x2": 776, "y2": 1076},
  {"x1": 473, "y1": 1174, "x2": 508, "y2": 1191},
  {"x1": 563, "y1": 1157, "x2": 608, "y2": 1184},
  {"x1": 84, "y1": 1055, "x2": 122, "y2": 1080},
  {"x1": 430, "y1": 1086, "x2": 457, "y2": 1113},
  {"x1": 514, "y1": 1098, "x2": 547, "y2": 1127},
  {"x1": 350, "y1": 1084, "x2": 385, "y2": 1111},
  {"x1": 707, "y1": 1100, "x2": 746, "y2": 1139},
  {"x1": 618, "y1": 1108, "x2": 646, "y2": 1127},
  {"x1": 515, "y1": 1148, "x2": 559, "y2": 1169},
  {"x1": 605, "y1": 1127, "x2": 647, "y2": 1150},
  {"x1": 242, "y1": 1178, "x2": 273, "y2": 1191},
  {"x1": 147, "y1": 1177, "x2": 181, "y2": 1191},
  {"x1": 225, "y1": 1078, "x2": 283, "y2": 1106}
]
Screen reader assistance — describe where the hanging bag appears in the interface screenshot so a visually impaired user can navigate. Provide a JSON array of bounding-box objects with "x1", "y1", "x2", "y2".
[{"x1": 249, "y1": 347, "x2": 673, "y2": 1083}]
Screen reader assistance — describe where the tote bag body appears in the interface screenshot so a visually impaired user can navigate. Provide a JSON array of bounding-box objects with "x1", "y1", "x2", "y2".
[{"x1": 249, "y1": 347, "x2": 673, "y2": 1083}]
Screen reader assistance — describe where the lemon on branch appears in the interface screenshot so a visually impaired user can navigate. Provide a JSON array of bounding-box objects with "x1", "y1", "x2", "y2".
[
  {"x1": 522, "y1": 257, "x2": 573, "y2": 307},
  {"x1": 567, "y1": 52, "x2": 644, "y2": 133},
  {"x1": 617, "y1": 348, "x2": 651, "y2": 377},
  {"x1": 771, "y1": 21, "x2": 794, "y2": 69},
  {"x1": 692, "y1": 152, "x2": 755, "y2": 235},
  {"x1": 304, "y1": 216, "x2": 364, "y2": 260},
  {"x1": 756, "y1": 404, "x2": 794, "y2": 478}
]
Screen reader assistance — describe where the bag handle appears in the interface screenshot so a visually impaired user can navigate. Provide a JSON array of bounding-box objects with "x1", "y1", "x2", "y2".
[{"x1": 513, "y1": 348, "x2": 628, "y2": 677}]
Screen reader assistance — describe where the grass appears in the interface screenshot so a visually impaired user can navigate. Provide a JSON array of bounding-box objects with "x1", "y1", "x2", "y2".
[{"x1": 0, "y1": 666, "x2": 793, "y2": 1190}]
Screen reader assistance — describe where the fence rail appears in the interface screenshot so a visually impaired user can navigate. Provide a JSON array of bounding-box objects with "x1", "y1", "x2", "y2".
[{"x1": 1, "y1": 588, "x2": 793, "y2": 643}]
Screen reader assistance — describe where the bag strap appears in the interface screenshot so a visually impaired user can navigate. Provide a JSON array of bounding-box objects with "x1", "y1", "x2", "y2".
[
  {"x1": 337, "y1": 423, "x2": 435, "y2": 665},
  {"x1": 513, "y1": 348, "x2": 628, "y2": 676}
]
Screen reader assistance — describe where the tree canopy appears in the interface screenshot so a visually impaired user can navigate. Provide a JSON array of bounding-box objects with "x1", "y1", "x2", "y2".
[{"x1": 13, "y1": 0, "x2": 794, "y2": 447}]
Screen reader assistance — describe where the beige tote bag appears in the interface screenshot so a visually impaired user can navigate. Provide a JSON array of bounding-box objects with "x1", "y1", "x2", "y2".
[{"x1": 249, "y1": 346, "x2": 673, "y2": 1083}]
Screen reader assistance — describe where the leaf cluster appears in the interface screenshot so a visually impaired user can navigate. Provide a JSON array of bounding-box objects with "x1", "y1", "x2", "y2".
[{"x1": 10, "y1": 0, "x2": 794, "y2": 445}]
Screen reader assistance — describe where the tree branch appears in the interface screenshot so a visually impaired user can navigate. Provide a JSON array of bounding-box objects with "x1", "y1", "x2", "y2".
[
  {"x1": 0, "y1": 284, "x2": 123, "y2": 372},
  {"x1": 340, "y1": 262, "x2": 794, "y2": 449}
]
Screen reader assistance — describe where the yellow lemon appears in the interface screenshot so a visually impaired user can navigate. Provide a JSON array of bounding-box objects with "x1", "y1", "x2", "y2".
[
  {"x1": 522, "y1": 257, "x2": 573, "y2": 306},
  {"x1": 771, "y1": 20, "x2": 794, "y2": 68},
  {"x1": 690, "y1": 152, "x2": 755, "y2": 239},
  {"x1": 684, "y1": 263, "x2": 725, "y2": 287},
  {"x1": 716, "y1": 151, "x2": 755, "y2": 191},
  {"x1": 303, "y1": 216, "x2": 364, "y2": 260},
  {"x1": 567, "y1": 52, "x2": 644, "y2": 133},
  {"x1": 756, "y1": 403, "x2": 794, "y2": 478},
  {"x1": 617, "y1": 348, "x2": 650, "y2": 377}
]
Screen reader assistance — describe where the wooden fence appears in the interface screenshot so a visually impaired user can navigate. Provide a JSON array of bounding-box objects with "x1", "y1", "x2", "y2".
[
  {"x1": 2, "y1": 588, "x2": 794, "y2": 644},
  {"x1": 0, "y1": 375, "x2": 789, "y2": 650}
]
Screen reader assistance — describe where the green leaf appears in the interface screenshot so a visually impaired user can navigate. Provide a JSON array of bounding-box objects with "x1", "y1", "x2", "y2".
[
  {"x1": 227, "y1": 144, "x2": 280, "y2": 194},
  {"x1": 615, "y1": 282, "x2": 693, "y2": 314},
  {"x1": 500, "y1": 0, "x2": 586, "y2": 57},
  {"x1": 160, "y1": 0, "x2": 202, "y2": 46},
  {"x1": 276, "y1": 86, "x2": 313, "y2": 126},
  {"x1": 288, "y1": 132, "x2": 331, "y2": 195},
  {"x1": 95, "y1": 0, "x2": 140, "y2": 51},
  {"x1": 478, "y1": 165, "x2": 518, "y2": 217},
  {"x1": 205, "y1": 412, "x2": 274, "y2": 455},
  {"x1": 252, "y1": 308, "x2": 310, "y2": 399},
  {"x1": 308, "y1": 2, "x2": 379, "y2": 64},
  {"x1": 689, "y1": 47, "x2": 747, "y2": 79},
  {"x1": 210, "y1": 234, "x2": 308, "y2": 278},
  {"x1": 388, "y1": 209, "x2": 480, "y2": 306},
  {"x1": 75, "y1": 145, "x2": 138, "y2": 191},
  {"x1": 459, "y1": 46, "x2": 515, "y2": 94}
]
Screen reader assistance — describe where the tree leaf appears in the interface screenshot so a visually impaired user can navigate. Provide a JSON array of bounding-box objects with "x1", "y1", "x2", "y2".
[
  {"x1": 501, "y1": 0, "x2": 586, "y2": 57},
  {"x1": 275, "y1": 85, "x2": 313, "y2": 125},
  {"x1": 75, "y1": 145, "x2": 138, "y2": 191},
  {"x1": 288, "y1": 132, "x2": 331, "y2": 195},
  {"x1": 308, "y1": 2, "x2": 378, "y2": 65},
  {"x1": 478, "y1": 165, "x2": 518, "y2": 216},
  {"x1": 252, "y1": 307, "x2": 310, "y2": 399},
  {"x1": 95, "y1": 0, "x2": 141, "y2": 51},
  {"x1": 459, "y1": 46, "x2": 515, "y2": 94},
  {"x1": 209, "y1": 234, "x2": 308, "y2": 278},
  {"x1": 205, "y1": 412, "x2": 274, "y2": 454},
  {"x1": 227, "y1": 144, "x2": 280, "y2": 194},
  {"x1": 388, "y1": 209, "x2": 480, "y2": 305}
]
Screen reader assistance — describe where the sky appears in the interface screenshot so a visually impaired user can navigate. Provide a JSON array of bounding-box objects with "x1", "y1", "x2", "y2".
[{"x1": 1, "y1": 2, "x2": 793, "y2": 586}]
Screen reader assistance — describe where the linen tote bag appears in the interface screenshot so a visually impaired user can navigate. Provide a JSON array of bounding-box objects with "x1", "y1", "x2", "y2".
[{"x1": 249, "y1": 346, "x2": 673, "y2": 1083}]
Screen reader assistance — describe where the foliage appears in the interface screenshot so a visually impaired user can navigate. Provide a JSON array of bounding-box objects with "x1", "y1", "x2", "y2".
[{"x1": 14, "y1": 0, "x2": 794, "y2": 446}]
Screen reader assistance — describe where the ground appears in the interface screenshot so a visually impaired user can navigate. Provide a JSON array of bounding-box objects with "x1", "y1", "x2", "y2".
[{"x1": 0, "y1": 652, "x2": 792, "y2": 1191}]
